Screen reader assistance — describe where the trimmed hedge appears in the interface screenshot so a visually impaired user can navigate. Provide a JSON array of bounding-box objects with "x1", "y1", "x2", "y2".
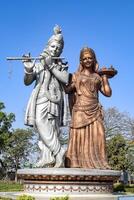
[
  {"x1": 113, "y1": 182, "x2": 125, "y2": 192},
  {"x1": 16, "y1": 195, "x2": 35, "y2": 200},
  {"x1": 50, "y1": 196, "x2": 69, "y2": 200},
  {"x1": 113, "y1": 183, "x2": 134, "y2": 193},
  {"x1": 125, "y1": 184, "x2": 134, "y2": 193}
]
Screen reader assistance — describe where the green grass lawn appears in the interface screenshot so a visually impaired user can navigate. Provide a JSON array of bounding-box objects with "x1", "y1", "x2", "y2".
[{"x1": 0, "y1": 181, "x2": 23, "y2": 192}]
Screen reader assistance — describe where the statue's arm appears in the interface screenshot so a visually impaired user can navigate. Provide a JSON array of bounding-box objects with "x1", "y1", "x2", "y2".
[
  {"x1": 50, "y1": 64, "x2": 69, "y2": 84},
  {"x1": 99, "y1": 75, "x2": 112, "y2": 97},
  {"x1": 63, "y1": 73, "x2": 76, "y2": 94},
  {"x1": 23, "y1": 60, "x2": 36, "y2": 85},
  {"x1": 24, "y1": 71, "x2": 36, "y2": 85}
]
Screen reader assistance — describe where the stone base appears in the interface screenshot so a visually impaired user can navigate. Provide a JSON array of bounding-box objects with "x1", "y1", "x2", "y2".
[{"x1": 17, "y1": 168, "x2": 121, "y2": 195}]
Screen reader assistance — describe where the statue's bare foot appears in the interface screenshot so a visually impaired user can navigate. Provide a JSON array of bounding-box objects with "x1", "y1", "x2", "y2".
[
  {"x1": 35, "y1": 160, "x2": 44, "y2": 168},
  {"x1": 36, "y1": 140, "x2": 55, "y2": 167},
  {"x1": 35, "y1": 156, "x2": 55, "y2": 168},
  {"x1": 54, "y1": 147, "x2": 66, "y2": 168}
]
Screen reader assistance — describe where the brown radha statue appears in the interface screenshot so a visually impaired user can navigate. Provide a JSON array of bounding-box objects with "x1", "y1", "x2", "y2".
[{"x1": 65, "y1": 47, "x2": 117, "y2": 169}]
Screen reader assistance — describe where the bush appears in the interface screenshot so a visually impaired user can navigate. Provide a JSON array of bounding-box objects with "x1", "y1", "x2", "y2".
[
  {"x1": 125, "y1": 184, "x2": 134, "y2": 193},
  {"x1": 16, "y1": 195, "x2": 35, "y2": 200},
  {"x1": 113, "y1": 183, "x2": 134, "y2": 193},
  {"x1": 113, "y1": 182, "x2": 125, "y2": 192},
  {"x1": 50, "y1": 196, "x2": 69, "y2": 200},
  {"x1": 0, "y1": 197, "x2": 12, "y2": 200}
]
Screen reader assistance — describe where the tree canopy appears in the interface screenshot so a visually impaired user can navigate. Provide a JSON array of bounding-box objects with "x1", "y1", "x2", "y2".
[
  {"x1": 104, "y1": 107, "x2": 134, "y2": 139},
  {"x1": 0, "y1": 102, "x2": 36, "y2": 180},
  {"x1": 0, "y1": 102, "x2": 15, "y2": 152},
  {"x1": 3, "y1": 128, "x2": 34, "y2": 172}
]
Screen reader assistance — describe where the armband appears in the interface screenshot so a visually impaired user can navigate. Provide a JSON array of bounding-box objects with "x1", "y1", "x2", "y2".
[{"x1": 24, "y1": 69, "x2": 33, "y2": 74}]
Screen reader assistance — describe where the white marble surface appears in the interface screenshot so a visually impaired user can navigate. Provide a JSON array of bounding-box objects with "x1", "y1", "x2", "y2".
[{"x1": 17, "y1": 168, "x2": 121, "y2": 177}]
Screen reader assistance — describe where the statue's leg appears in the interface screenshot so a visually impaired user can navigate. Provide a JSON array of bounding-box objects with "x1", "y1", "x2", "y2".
[
  {"x1": 35, "y1": 140, "x2": 55, "y2": 167},
  {"x1": 54, "y1": 146, "x2": 66, "y2": 168},
  {"x1": 35, "y1": 102, "x2": 62, "y2": 166}
]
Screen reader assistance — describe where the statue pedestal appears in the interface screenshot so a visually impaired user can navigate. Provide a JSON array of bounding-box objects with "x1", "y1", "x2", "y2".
[{"x1": 17, "y1": 168, "x2": 121, "y2": 195}]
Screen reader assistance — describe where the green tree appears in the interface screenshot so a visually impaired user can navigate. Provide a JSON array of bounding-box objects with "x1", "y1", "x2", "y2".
[
  {"x1": 0, "y1": 102, "x2": 15, "y2": 178},
  {"x1": 107, "y1": 134, "x2": 127, "y2": 170},
  {"x1": 106, "y1": 134, "x2": 134, "y2": 172},
  {"x1": 0, "y1": 102, "x2": 15, "y2": 152},
  {"x1": 126, "y1": 140, "x2": 134, "y2": 173},
  {"x1": 3, "y1": 128, "x2": 34, "y2": 180}
]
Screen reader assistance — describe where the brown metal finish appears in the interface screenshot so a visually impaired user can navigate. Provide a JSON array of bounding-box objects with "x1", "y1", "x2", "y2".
[{"x1": 65, "y1": 47, "x2": 116, "y2": 169}]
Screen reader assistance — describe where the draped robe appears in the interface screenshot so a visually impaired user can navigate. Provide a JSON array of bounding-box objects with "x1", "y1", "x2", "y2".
[{"x1": 66, "y1": 72, "x2": 110, "y2": 169}]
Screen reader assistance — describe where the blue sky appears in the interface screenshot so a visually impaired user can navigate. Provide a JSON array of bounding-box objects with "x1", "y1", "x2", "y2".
[{"x1": 0, "y1": 0, "x2": 134, "y2": 128}]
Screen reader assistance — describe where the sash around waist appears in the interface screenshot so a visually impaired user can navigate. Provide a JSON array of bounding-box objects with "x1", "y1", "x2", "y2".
[{"x1": 73, "y1": 101, "x2": 99, "y2": 111}]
